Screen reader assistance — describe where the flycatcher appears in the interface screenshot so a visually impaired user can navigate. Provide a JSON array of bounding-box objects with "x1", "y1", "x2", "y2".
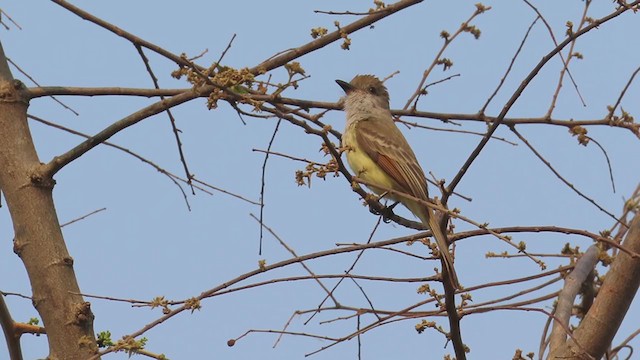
[{"x1": 336, "y1": 75, "x2": 461, "y2": 289}]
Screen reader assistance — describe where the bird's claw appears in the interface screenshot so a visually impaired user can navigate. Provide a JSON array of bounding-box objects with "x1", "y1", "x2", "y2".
[{"x1": 369, "y1": 202, "x2": 399, "y2": 223}]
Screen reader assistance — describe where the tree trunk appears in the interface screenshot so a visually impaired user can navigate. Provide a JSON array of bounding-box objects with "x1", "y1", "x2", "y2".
[
  {"x1": 549, "y1": 213, "x2": 640, "y2": 359},
  {"x1": 0, "y1": 41, "x2": 98, "y2": 359}
]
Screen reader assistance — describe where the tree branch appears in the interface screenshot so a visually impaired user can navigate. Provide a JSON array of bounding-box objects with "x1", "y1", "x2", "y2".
[
  {"x1": 51, "y1": 0, "x2": 194, "y2": 69},
  {"x1": 0, "y1": 41, "x2": 98, "y2": 359},
  {"x1": 547, "y1": 245, "x2": 599, "y2": 355},
  {"x1": 550, "y1": 213, "x2": 640, "y2": 359},
  {"x1": 0, "y1": 294, "x2": 23, "y2": 360},
  {"x1": 250, "y1": 0, "x2": 424, "y2": 75},
  {"x1": 38, "y1": 88, "x2": 203, "y2": 177},
  {"x1": 443, "y1": 0, "x2": 640, "y2": 203},
  {"x1": 24, "y1": 86, "x2": 640, "y2": 136}
]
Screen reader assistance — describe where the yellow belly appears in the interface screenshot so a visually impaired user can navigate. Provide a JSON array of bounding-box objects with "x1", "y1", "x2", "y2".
[{"x1": 343, "y1": 128, "x2": 398, "y2": 197}]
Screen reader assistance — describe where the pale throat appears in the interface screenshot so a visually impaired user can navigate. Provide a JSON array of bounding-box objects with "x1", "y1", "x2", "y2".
[
  {"x1": 343, "y1": 93, "x2": 390, "y2": 126},
  {"x1": 342, "y1": 94, "x2": 398, "y2": 199}
]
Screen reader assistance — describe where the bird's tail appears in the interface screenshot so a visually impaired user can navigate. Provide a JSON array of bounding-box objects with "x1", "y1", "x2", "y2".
[{"x1": 417, "y1": 208, "x2": 461, "y2": 290}]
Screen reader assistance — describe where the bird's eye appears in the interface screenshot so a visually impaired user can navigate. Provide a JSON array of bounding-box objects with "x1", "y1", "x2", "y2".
[{"x1": 367, "y1": 86, "x2": 377, "y2": 95}]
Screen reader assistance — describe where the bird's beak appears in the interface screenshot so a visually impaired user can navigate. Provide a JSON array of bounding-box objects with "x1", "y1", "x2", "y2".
[{"x1": 335, "y1": 79, "x2": 354, "y2": 94}]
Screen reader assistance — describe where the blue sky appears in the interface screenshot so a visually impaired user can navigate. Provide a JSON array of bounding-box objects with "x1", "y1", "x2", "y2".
[{"x1": 1, "y1": 1, "x2": 639, "y2": 359}]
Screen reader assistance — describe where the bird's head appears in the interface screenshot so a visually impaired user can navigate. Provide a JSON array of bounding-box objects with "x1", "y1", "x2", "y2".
[{"x1": 336, "y1": 75, "x2": 391, "y2": 111}]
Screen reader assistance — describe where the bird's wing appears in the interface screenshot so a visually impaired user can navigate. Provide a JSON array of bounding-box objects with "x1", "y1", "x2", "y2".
[
  {"x1": 357, "y1": 119, "x2": 460, "y2": 289},
  {"x1": 355, "y1": 118, "x2": 429, "y2": 201}
]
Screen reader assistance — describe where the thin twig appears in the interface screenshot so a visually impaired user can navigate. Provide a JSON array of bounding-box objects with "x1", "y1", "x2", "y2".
[
  {"x1": 471, "y1": 306, "x2": 595, "y2": 359},
  {"x1": 135, "y1": 44, "x2": 195, "y2": 195},
  {"x1": 609, "y1": 328, "x2": 640, "y2": 358},
  {"x1": 39, "y1": 89, "x2": 203, "y2": 178},
  {"x1": 522, "y1": 0, "x2": 586, "y2": 114},
  {"x1": 60, "y1": 208, "x2": 106, "y2": 228},
  {"x1": 249, "y1": 213, "x2": 339, "y2": 305},
  {"x1": 348, "y1": 276, "x2": 379, "y2": 321},
  {"x1": 190, "y1": 178, "x2": 259, "y2": 205},
  {"x1": 306, "y1": 216, "x2": 383, "y2": 324},
  {"x1": 510, "y1": 126, "x2": 620, "y2": 222},
  {"x1": 212, "y1": 273, "x2": 438, "y2": 301},
  {"x1": 212, "y1": 33, "x2": 236, "y2": 69},
  {"x1": 314, "y1": 10, "x2": 377, "y2": 16},
  {"x1": 396, "y1": 118, "x2": 518, "y2": 146},
  {"x1": 51, "y1": 0, "x2": 202, "y2": 70},
  {"x1": 538, "y1": 311, "x2": 554, "y2": 360},
  {"x1": 252, "y1": 149, "x2": 324, "y2": 166},
  {"x1": 479, "y1": 15, "x2": 539, "y2": 114},
  {"x1": 585, "y1": 136, "x2": 616, "y2": 193},
  {"x1": 29, "y1": 114, "x2": 258, "y2": 206},
  {"x1": 71, "y1": 292, "x2": 152, "y2": 306},
  {"x1": 258, "y1": 119, "x2": 282, "y2": 255},
  {"x1": 353, "y1": 176, "x2": 548, "y2": 269},
  {"x1": 443, "y1": 2, "x2": 640, "y2": 203},
  {"x1": 606, "y1": 65, "x2": 640, "y2": 119},
  {"x1": 232, "y1": 328, "x2": 341, "y2": 346},
  {"x1": 544, "y1": 0, "x2": 590, "y2": 118},
  {"x1": 381, "y1": 70, "x2": 400, "y2": 83},
  {"x1": 0, "y1": 9, "x2": 22, "y2": 30},
  {"x1": 403, "y1": 5, "x2": 489, "y2": 110},
  {"x1": 6, "y1": 57, "x2": 78, "y2": 115},
  {"x1": 252, "y1": 0, "x2": 424, "y2": 75},
  {"x1": 420, "y1": 73, "x2": 461, "y2": 93}
]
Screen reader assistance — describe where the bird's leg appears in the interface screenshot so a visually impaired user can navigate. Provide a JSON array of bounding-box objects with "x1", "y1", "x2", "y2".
[
  {"x1": 367, "y1": 191, "x2": 399, "y2": 223},
  {"x1": 380, "y1": 201, "x2": 400, "y2": 223}
]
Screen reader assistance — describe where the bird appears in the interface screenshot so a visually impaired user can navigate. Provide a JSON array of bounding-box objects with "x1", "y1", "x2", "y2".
[{"x1": 336, "y1": 74, "x2": 461, "y2": 290}]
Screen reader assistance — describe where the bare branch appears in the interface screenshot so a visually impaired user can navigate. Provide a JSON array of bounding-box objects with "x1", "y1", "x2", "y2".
[
  {"x1": 443, "y1": 1, "x2": 640, "y2": 203},
  {"x1": 27, "y1": 86, "x2": 188, "y2": 98},
  {"x1": 585, "y1": 135, "x2": 616, "y2": 193},
  {"x1": 39, "y1": 89, "x2": 202, "y2": 178},
  {"x1": 249, "y1": 213, "x2": 339, "y2": 305},
  {"x1": 610, "y1": 328, "x2": 640, "y2": 358},
  {"x1": 251, "y1": 0, "x2": 424, "y2": 75},
  {"x1": 29, "y1": 114, "x2": 258, "y2": 206},
  {"x1": 60, "y1": 207, "x2": 106, "y2": 228},
  {"x1": 134, "y1": 44, "x2": 195, "y2": 195},
  {"x1": 479, "y1": 15, "x2": 539, "y2": 114},
  {"x1": 24, "y1": 86, "x2": 640, "y2": 136},
  {"x1": 551, "y1": 213, "x2": 640, "y2": 358},
  {"x1": 257, "y1": 119, "x2": 282, "y2": 255},
  {"x1": 466, "y1": 277, "x2": 562, "y2": 311},
  {"x1": 52, "y1": 0, "x2": 197, "y2": 69},
  {"x1": 522, "y1": 0, "x2": 586, "y2": 113},
  {"x1": 306, "y1": 217, "x2": 383, "y2": 325},
  {"x1": 510, "y1": 126, "x2": 619, "y2": 222},
  {"x1": 0, "y1": 294, "x2": 23, "y2": 360},
  {"x1": 5, "y1": 57, "x2": 78, "y2": 115},
  {"x1": 353, "y1": 176, "x2": 548, "y2": 269},
  {"x1": 403, "y1": 4, "x2": 489, "y2": 110},
  {"x1": 396, "y1": 118, "x2": 518, "y2": 145},
  {"x1": 0, "y1": 9, "x2": 22, "y2": 30},
  {"x1": 547, "y1": 245, "x2": 599, "y2": 355},
  {"x1": 607, "y1": 65, "x2": 640, "y2": 119},
  {"x1": 0, "y1": 44, "x2": 98, "y2": 358},
  {"x1": 545, "y1": 1, "x2": 591, "y2": 118}
]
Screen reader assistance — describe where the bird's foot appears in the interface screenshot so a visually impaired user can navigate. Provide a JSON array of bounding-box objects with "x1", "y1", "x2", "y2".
[{"x1": 369, "y1": 202, "x2": 399, "y2": 223}]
